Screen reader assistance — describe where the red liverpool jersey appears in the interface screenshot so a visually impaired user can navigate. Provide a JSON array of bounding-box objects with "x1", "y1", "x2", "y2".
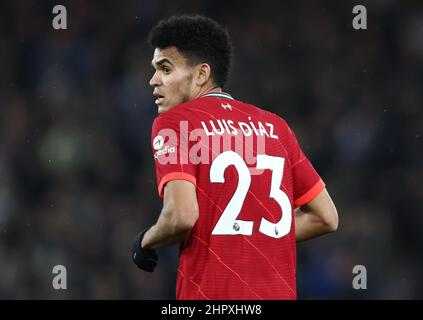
[{"x1": 151, "y1": 92, "x2": 325, "y2": 300}]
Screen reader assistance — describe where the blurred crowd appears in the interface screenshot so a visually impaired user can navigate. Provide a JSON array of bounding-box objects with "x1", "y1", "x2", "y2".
[{"x1": 0, "y1": 0, "x2": 422, "y2": 299}]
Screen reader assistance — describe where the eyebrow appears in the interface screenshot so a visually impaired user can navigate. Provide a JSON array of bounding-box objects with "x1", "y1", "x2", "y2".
[{"x1": 151, "y1": 58, "x2": 174, "y2": 68}]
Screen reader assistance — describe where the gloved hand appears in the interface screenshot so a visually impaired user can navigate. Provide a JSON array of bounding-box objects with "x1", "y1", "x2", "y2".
[{"x1": 131, "y1": 228, "x2": 159, "y2": 272}]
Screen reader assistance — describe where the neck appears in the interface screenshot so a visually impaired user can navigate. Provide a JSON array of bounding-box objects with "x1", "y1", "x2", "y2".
[{"x1": 194, "y1": 85, "x2": 222, "y2": 99}]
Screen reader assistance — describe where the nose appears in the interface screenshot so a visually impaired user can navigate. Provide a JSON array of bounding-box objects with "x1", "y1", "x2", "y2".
[{"x1": 149, "y1": 71, "x2": 161, "y2": 87}]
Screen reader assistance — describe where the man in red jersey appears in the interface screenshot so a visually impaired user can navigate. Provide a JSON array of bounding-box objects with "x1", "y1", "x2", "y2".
[{"x1": 131, "y1": 15, "x2": 338, "y2": 300}]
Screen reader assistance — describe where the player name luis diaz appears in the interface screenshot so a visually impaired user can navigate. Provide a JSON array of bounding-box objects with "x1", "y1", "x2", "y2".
[{"x1": 201, "y1": 116, "x2": 278, "y2": 139}]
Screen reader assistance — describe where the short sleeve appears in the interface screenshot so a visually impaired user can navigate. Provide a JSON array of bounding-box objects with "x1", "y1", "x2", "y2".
[
  {"x1": 284, "y1": 121, "x2": 325, "y2": 207},
  {"x1": 151, "y1": 115, "x2": 197, "y2": 197}
]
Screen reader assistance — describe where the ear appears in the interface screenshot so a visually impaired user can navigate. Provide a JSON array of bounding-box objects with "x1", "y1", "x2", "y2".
[{"x1": 195, "y1": 63, "x2": 212, "y2": 87}]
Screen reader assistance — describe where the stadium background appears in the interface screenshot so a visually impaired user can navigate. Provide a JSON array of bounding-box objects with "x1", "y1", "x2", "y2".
[{"x1": 0, "y1": 0, "x2": 422, "y2": 299}]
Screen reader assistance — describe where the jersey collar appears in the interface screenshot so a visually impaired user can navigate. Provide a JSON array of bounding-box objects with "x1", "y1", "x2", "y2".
[{"x1": 200, "y1": 92, "x2": 234, "y2": 100}]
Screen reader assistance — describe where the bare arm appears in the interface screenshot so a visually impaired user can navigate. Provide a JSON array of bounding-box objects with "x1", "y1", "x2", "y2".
[
  {"x1": 294, "y1": 188, "x2": 338, "y2": 242},
  {"x1": 141, "y1": 179, "x2": 199, "y2": 249}
]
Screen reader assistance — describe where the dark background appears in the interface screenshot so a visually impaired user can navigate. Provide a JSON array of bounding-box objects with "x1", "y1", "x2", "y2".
[{"x1": 0, "y1": 0, "x2": 422, "y2": 299}]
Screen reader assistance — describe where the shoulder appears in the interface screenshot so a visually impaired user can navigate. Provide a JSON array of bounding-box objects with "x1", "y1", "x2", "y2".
[{"x1": 242, "y1": 101, "x2": 289, "y2": 126}]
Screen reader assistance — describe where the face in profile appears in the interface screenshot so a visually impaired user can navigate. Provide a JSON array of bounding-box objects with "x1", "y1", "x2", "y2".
[{"x1": 150, "y1": 47, "x2": 195, "y2": 113}]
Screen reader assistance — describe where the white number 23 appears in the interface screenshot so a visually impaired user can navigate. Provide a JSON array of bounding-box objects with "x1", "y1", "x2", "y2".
[{"x1": 210, "y1": 151, "x2": 292, "y2": 238}]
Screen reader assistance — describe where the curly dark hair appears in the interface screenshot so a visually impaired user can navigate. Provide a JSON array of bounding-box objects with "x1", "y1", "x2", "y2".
[{"x1": 148, "y1": 15, "x2": 233, "y2": 88}]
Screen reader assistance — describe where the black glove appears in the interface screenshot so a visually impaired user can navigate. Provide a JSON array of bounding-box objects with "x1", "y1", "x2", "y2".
[{"x1": 131, "y1": 228, "x2": 159, "y2": 272}]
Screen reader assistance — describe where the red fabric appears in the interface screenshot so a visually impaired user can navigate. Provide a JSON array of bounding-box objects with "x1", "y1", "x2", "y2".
[{"x1": 151, "y1": 95, "x2": 324, "y2": 300}]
